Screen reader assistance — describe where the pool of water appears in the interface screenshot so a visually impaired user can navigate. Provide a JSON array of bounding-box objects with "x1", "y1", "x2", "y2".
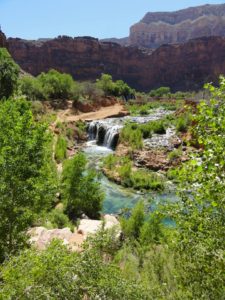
[{"x1": 83, "y1": 141, "x2": 178, "y2": 214}]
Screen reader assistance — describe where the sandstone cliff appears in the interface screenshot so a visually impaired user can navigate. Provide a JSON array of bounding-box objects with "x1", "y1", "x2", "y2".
[
  {"x1": 7, "y1": 35, "x2": 225, "y2": 92},
  {"x1": 130, "y1": 4, "x2": 225, "y2": 48}
]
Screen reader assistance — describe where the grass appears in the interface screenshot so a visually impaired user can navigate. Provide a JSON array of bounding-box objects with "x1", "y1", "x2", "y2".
[
  {"x1": 126, "y1": 101, "x2": 183, "y2": 116},
  {"x1": 120, "y1": 122, "x2": 143, "y2": 150},
  {"x1": 120, "y1": 119, "x2": 168, "y2": 149},
  {"x1": 103, "y1": 154, "x2": 165, "y2": 191},
  {"x1": 167, "y1": 148, "x2": 182, "y2": 162}
]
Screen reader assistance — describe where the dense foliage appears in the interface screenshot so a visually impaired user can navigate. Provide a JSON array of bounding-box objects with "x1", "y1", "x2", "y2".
[
  {"x1": 0, "y1": 99, "x2": 57, "y2": 261},
  {"x1": 171, "y1": 77, "x2": 225, "y2": 299},
  {"x1": 103, "y1": 154, "x2": 164, "y2": 191},
  {"x1": 0, "y1": 48, "x2": 19, "y2": 99},
  {"x1": 20, "y1": 69, "x2": 77, "y2": 100},
  {"x1": 62, "y1": 152, "x2": 104, "y2": 219},
  {"x1": 96, "y1": 73, "x2": 134, "y2": 98},
  {"x1": 0, "y1": 239, "x2": 146, "y2": 299}
]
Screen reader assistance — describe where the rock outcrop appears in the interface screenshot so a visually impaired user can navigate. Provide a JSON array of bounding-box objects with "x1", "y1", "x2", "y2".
[
  {"x1": 28, "y1": 215, "x2": 120, "y2": 251},
  {"x1": 130, "y1": 4, "x2": 225, "y2": 48},
  {"x1": 7, "y1": 35, "x2": 225, "y2": 92}
]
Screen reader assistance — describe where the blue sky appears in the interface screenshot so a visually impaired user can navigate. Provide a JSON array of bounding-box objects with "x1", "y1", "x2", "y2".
[{"x1": 0, "y1": 0, "x2": 224, "y2": 39}]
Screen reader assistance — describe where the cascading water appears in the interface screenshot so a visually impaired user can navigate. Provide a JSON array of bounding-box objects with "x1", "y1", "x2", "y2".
[
  {"x1": 88, "y1": 108, "x2": 172, "y2": 150},
  {"x1": 88, "y1": 119, "x2": 123, "y2": 149},
  {"x1": 84, "y1": 108, "x2": 178, "y2": 214}
]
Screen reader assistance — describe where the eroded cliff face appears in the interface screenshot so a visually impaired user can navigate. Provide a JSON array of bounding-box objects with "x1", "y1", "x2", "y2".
[
  {"x1": 7, "y1": 36, "x2": 150, "y2": 90},
  {"x1": 0, "y1": 30, "x2": 7, "y2": 47},
  {"x1": 130, "y1": 4, "x2": 225, "y2": 48},
  {"x1": 7, "y1": 35, "x2": 225, "y2": 92}
]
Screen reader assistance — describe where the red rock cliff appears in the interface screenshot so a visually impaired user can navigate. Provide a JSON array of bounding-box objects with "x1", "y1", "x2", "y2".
[
  {"x1": 0, "y1": 31, "x2": 7, "y2": 47},
  {"x1": 7, "y1": 35, "x2": 225, "y2": 92}
]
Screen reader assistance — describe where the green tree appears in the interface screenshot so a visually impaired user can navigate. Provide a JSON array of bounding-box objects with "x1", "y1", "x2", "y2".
[
  {"x1": 172, "y1": 77, "x2": 225, "y2": 299},
  {"x1": 149, "y1": 87, "x2": 171, "y2": 98},
  {"x1": 0, "y1": 48, "x2": 19, "y2": 99},
  {"x1": 19, "y1": 75, "x2": 45, "y2": 100},
  {"x1": 37, "y1": 69, "x2": 75, "y2": 100},
  {"x1": 122, "y1": 201, "x2": 145, "y2": 239},
  {"x1": 0, "y1": 98, "x2": 57, "y2": 261},
  {"x1": 62, "y1": 152, "x2": 104, "y2": 219},
  {"x1": 96, "y1": 73, "x2": 114, "y2": 96}
]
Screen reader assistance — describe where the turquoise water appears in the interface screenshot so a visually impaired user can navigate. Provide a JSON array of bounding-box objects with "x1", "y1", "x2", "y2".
[{"x1": 83, "y1": 141, "x2": 178, "y2": 214}]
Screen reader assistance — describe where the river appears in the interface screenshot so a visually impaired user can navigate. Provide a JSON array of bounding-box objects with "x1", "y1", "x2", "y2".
[{"x1": 82, "y1": 109, "x2": 178, "y2": 214}]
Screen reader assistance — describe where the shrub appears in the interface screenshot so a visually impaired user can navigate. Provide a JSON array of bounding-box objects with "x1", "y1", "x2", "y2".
[
  {"x1": 96, "y1": 73, "x2": 134, "y2": 98},
  {"x1": 167, "y1": 148, "x2": 182, "y2": 162},
  {"x1": 31, "y1": 100, "x2": 45, "y2": 116},
  {"x1": 118, "y1": 162, "x2": 132, "y2": 186},
  {"x1": 103, "y1": 154, "x2": 118, "y2": 170},
  {"x1": 130, "y1": 170, "x2": 164, "y2": 191},
  {"x1": 80, "y1": 81, "x2": 104, "y2": 100},
  {"x1": 175, "y1": 113, "x2": 191, "y2": 133},
  {"x1": 48, "y1": 209, "x2": 71, "y2": 229},
  {"x1": 121, "y1": 201, "x2": 145, "y2": 239},
  {"x1": 120, "y1": 122, "x2": 143, "y2": 150},
  {"x1": 149, "y1": 87, "x2": 171, "y2": 98},
  {"x1": 37, "y1": 69, "x2": 75, "y2": 100},
  {"x1": 20, "y1": 75, "x2": 45, "y2": 100},
  {"x1": 55, "y1": 135, "x2": 67, "y2": 163}
]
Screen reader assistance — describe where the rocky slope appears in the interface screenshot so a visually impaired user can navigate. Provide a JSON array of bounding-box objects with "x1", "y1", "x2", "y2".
[
  {"x1": 130, "y1": 4, "x2": 225, "y2": 48},
  {"x1": 7, "y1": 35, "x2": 225, "y2": 92}
]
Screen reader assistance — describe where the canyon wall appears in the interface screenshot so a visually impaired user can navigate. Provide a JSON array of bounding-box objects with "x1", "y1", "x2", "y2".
[
  {"x1": 0, "y1": 30, "x2": 7, "y2": 47},
  {"x1": 130, "y1": 4, "x2": 225, "y2": 48},
  {"x1": 7, "y1": 35, "x2": 225, "y2": 92}
]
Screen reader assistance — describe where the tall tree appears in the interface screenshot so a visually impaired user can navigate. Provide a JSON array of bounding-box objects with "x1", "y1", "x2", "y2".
[
  {"x1": 173, "y1": 77, "x2": 225, "y2": 299},
  {"x1": 0, "y1": 98, "x2": 57, "y2": 261},
  {"x1": 62, "y1": 152, "x2": 104, "y2": 220},
  {"x1": 0, "y1": 48, "x2": 19, "y2": 99}
]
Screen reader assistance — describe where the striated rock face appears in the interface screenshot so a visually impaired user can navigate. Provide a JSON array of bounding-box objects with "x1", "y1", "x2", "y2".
[
  {"x1": 130, "y1": 4, "x2": 225, "y2": 48},
  {"x1": 7, "y1": 36, "x2": 150, "y2": 90},
  {"x1": 7, "y1": 35, "x2": 225, "y2": 91}
]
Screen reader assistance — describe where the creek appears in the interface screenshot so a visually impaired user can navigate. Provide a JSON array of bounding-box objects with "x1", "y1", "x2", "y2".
[{"x1": 82, "y1": 109, "x2": 178, "y2": 214}]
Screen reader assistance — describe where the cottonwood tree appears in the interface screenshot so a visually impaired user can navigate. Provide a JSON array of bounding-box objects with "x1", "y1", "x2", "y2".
[
  {"x1": 0, "y1": 48, "x2": 19, "y2": 99},
  {"x1": 0, "y1": 99, "x2": 57, "y2": 261}
]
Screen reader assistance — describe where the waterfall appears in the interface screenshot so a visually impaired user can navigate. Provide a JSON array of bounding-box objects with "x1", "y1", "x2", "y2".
[
  {"x1": 88, "y1": 109, "x2": 172, "y2": 150},
  {"x1": 88, "y1": 120, "x2": 122, "y2": 150}
]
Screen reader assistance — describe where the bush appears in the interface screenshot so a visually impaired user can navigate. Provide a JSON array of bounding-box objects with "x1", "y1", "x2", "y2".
[
  {"x1": 175, "y1": 113, "x2": 191, "y2": 133},
  {"x1": 79, "y1": 81, "x2": 104, "y2": 100},
  {"x1": 96, "y1": 73, "x2": 134, "y2": 98},
  {"x1": 121, "y1": 201, "x2": 145, "y2": 239},
  {"x1": 167, "y1": 148, "x2": 182, "y2": 161},
  {"x1": 55, "y1": 135, "x2": 67, "y2": 163},
  {"x1": 20, "y1": 75, "x2": 45, "y2": 100},
  {"x1": 120, "y1": 122, "x2": 143, "y2": 150},
  {"x1": 48, "y1": 209, "x2": 71, "y2": 229},
  {"x1": 130, "y1": 170, "x2": 164, "y2": 191},
  {"x1": 149, "y1": 87, "x2": 171, "y2": 98},
  {"x1": 37, "y1": 69, "x2": 75, "y2": 100},
  {"x1": 103, "y1": 154, "x2": 118, "y2": 170},
  {"x1": 0, "y1": 48, "x2": 19, "y2": 99},
  {"x1": 0, "y1": 239, "x2": 146, "y2": 299},
  {"x1": 139, "y1": 120, "x2": 166, "y2": 138}
]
